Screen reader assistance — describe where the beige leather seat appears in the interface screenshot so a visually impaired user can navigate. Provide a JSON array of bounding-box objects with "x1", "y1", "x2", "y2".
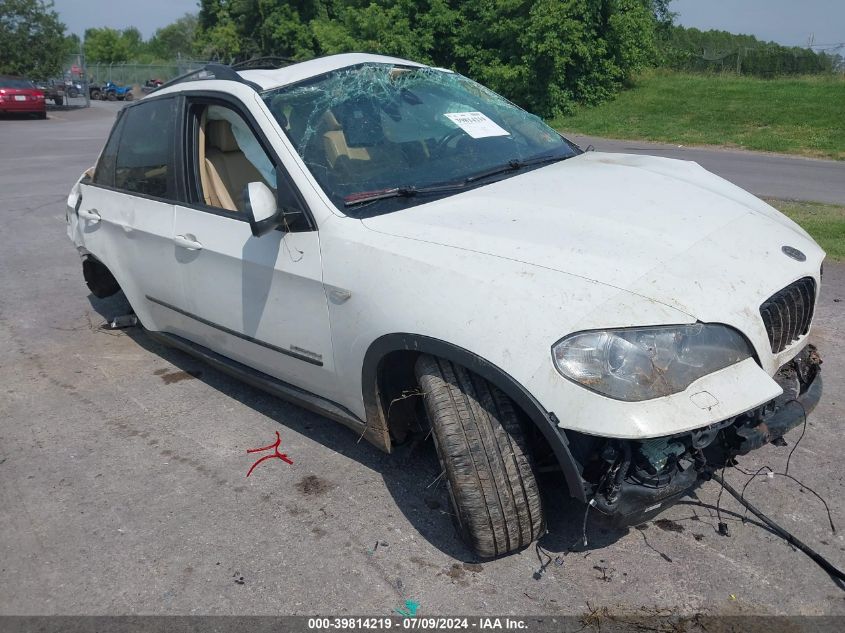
[
  {"x1": 204, "y1": 119, "x2": 263, "y2": 212},
  {"x1": 320, "y1": 110, "x2": 370, "y2": 167}
]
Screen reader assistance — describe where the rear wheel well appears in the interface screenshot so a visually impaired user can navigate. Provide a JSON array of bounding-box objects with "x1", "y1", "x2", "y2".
[{"x1": 82, "y1": 255, "x2": 121, "y2": 298}]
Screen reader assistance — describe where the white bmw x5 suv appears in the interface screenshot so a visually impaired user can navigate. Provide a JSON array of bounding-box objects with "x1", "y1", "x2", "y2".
[{"x1": 67, "y1": 54, "x2": 824, "y2": 558}]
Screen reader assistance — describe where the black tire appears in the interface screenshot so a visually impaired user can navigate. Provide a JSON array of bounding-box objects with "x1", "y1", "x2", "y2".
[
  {"x1": 37, "y1": 112, "x2": 47, "y2": 120},
  {"x1": 53, "y1": 96, "x2": 63, "y2": 106},
  {"x1": 107, "y1": 92, "x2": 117, "y2": 101},
  {"x1": 82, "y1": 257, "x2": 120, "y2": 298},
  {"x1": 124, "y1": 92, "x2": 134, "y2": 101},
  {"x1": 90, "y1": 89, "x2": 101, "y2": 100},
  {"x1": 415, "y1": 355, "x2": 544, "y2": 557}
]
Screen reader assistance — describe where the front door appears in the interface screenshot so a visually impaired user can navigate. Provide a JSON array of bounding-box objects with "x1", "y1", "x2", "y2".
[{"x1": 168, "y1": 98, "x2": 337, "y2": 400}]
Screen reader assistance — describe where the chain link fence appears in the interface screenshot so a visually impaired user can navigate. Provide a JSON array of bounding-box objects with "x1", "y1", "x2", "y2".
[
  {"x1": 45, "y1": 57, "x2": 215, "y2": 108},
  {"x1": 41, "y1": 53, "x2": 92, "y2": 108},
  {"x1": 86, "y1": 60, "x2": 212, "y2": 100},
  {"x1": 662, "y1": 46, "x2": 845, "y2": 77}
]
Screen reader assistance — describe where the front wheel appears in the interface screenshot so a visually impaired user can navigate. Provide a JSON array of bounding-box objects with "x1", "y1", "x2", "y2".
[
  {"x1": 415, "y1": 355, "x2": 545, "y2": 557},
  {"x1": 107, "y1": 92, "x2": 117, "y2": 101}
]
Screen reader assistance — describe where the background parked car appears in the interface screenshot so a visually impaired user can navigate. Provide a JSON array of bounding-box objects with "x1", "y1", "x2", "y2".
[
  {"x1": 0, "y1": 75, "x2": 46, "y2": 118},
  {"x1": 33, "y1": 79, "x2": 65, "y2": 105}
]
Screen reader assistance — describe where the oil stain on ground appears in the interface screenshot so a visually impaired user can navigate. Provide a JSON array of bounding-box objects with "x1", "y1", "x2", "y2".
[
  {"x1": 655, "y1": 519, "x2": 685, "y2": 533},
  {"x1": 442, "y1": 562, "x2": 483, "y2": 583},
  {"x1": 296, "y1": 474, "x2": 332, "y2": 496}
]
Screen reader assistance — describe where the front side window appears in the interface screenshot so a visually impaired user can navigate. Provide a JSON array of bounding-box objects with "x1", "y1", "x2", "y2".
[
  {"x1": 193, "y1": 103, "x2": 277, "y2": 213},
  {"x1": 114, "y1": 98, "x2": 176, "y2": 199},
  {"x1": 263, "y1": 63, "x2": 576, "y2": 215}
]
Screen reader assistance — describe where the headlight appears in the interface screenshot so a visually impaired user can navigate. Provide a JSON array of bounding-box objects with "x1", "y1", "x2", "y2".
[{"x1": 551, "y1": 324, "x2": 753, "y2": 401}]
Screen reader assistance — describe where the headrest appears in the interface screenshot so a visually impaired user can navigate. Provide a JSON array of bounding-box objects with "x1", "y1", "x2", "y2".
[
  {"x1": 332, "y1": 97, "x2": 384, "y2": 147},
  {"x1": 287, "y1": 106, "x2": 313, "y2": 141},
  {"x1": 207, "y1": 119, "x2": 239, "y2": 153},
  {"x1": 269, "y1": 95, "x2": 288, "y2": 129},
  {"x1": 320, "y1": 110, "x2": 342, "y2": 131}
]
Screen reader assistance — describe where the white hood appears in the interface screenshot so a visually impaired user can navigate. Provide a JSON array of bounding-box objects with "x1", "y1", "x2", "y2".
[{"x1": 362, "y1": 152, "x2": 825, "y2": 369}]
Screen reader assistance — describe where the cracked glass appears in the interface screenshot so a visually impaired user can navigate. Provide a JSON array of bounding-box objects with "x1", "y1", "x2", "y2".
[{"x1": 262, "y1": 63, "x2": 577, "y2": 215}]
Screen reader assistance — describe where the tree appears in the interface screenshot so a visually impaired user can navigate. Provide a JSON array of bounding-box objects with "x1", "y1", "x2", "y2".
[
  {"x1": 312, "y1": 1, "x2": 433, "y2": 61},
  {"x1": 63, "y1": 32, "x2": 82, "y2": 57},
  {"x1": 0, "y1": 0, "x2": 66, "y2": 78},
  {"x1": 120, "y1": 27, "x2": 144, "y2": 58},
  {"x1": 147, "y1": 13, "x2": 199, "y2": 59},
  {"x1": 195, "y1": 0, "x2": 243, "y2": 61},
  {"x1": 83, "y1": 27, "x2": 131, "y2": 64},
  {"x1": 449, "y1": 0, "x2": 658, "y2": 116},
  {"x1": 198, "y1": 0, "x2": 325, "y2": 60},
  {"x1": 193, "y1": 0, "x2": 663, "y2": 114},
  {"x1": 195, "y1": 15, "x2": 242, "y2": 61}
]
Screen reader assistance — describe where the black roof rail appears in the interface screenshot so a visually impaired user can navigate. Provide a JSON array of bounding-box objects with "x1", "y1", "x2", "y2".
[
  {"x1": 231, "y1": 56, "x2": 299, "y2": 71},
  {"x1": 152, "y1": 63, "x2": 263, "y2": 94}
]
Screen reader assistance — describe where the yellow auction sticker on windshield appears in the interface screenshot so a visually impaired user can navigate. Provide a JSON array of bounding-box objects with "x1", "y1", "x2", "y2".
[{"x1": 443, "y1": 111, "x2": 509, "y2": 138}]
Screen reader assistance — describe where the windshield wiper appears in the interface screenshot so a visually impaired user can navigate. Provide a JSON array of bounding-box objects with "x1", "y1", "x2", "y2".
[
  {"x1": 464, "y1": 153, "x2": 572, "y2": 184},
  {"x1": 343, "y1": 182, "x2": 470, "y2": 207},
  {"x1": 344, "y1": 187, "x2": 417, "y2": 206},
  {"x1": 343, "y1": 153, "x2": 572, "y2": 207}
]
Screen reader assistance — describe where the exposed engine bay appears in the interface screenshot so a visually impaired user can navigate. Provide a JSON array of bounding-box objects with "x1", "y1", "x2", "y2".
[{"x1": 567, "y1": 344, "x2": 823, "y2": 525}]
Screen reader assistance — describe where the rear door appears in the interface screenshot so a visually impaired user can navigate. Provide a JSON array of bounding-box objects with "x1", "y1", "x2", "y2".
[
  {"x1": 168, "y1": 95, "x2": 337, "y2": 399},
  {"x1": 77, "y1": 96, "x2": 185, "y2": 331}
]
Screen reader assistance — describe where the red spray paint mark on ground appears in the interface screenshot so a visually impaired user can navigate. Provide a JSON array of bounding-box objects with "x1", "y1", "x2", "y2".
[{"x1": 246, "y1": 431, "x2": 293, "y2": 477}]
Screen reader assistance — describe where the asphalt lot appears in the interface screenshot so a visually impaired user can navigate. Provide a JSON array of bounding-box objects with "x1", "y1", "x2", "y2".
[
  {"x1": 567, "y1": 133, "x2": 845, "y2": 206},
  {"x1": 1, "y1": 104, "x2": 844, "y2": 618}
]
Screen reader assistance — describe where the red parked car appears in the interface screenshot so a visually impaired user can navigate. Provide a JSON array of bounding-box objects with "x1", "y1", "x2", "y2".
[{"x1": 0, "y1": 76, "x2": 46, "y2": 119}]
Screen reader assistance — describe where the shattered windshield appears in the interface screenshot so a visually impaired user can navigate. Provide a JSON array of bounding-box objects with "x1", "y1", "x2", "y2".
[{"x1": 262, "y1": 63, "x2": 577, "y2": 215}]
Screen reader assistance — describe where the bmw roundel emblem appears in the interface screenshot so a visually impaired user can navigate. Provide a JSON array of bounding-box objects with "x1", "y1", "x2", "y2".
[{"x1": 782, "y1": 245, "x2": 806, "y2": 262}]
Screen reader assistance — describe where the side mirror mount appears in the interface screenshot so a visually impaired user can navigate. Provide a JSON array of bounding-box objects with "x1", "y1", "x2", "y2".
[
  {"x1": 244, "y1": 181, "x2": 281, "y2": 237},
  {"x1": 243, "y1": 181, "x2": 307, "y2": 237}
]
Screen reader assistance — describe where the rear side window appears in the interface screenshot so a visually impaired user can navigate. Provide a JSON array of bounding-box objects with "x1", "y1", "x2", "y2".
[
  {"x1": 92, "y1": 116, "x2": 123, "y2": 187},
  {"x1": 113, "y1": 98, "x2": 176, "y2": 199}
]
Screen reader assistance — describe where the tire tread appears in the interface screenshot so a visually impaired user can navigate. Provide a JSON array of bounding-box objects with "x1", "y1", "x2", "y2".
[{"x1": 415, "y1": 355, "x2": 544, "y2": 557}]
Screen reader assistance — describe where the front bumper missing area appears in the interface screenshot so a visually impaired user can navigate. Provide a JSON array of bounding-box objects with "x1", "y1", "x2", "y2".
[{"x1": 588, "y1": 344, "x2": 822, "y2": 526}]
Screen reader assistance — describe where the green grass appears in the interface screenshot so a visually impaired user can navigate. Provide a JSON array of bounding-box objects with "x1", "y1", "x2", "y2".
[
  {"x1": 553, "y1": 71, "x2": 845, "y2": 160},
  {"x1": 768, "y1": 199, "x2": 845, "y2": 260}
]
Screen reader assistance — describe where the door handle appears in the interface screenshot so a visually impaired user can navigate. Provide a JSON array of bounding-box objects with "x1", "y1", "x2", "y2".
[
  {"x1": 78, "y1": 208, "x2": 101, "y2": 223},
  {"x1": 174, "y1": 234, "x2": 203, "y2": 251}
]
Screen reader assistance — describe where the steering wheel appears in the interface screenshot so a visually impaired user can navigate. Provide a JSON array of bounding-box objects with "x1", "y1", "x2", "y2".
[{"x1": 432, "y1": 128, "x2": 468, "y2": 157}]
